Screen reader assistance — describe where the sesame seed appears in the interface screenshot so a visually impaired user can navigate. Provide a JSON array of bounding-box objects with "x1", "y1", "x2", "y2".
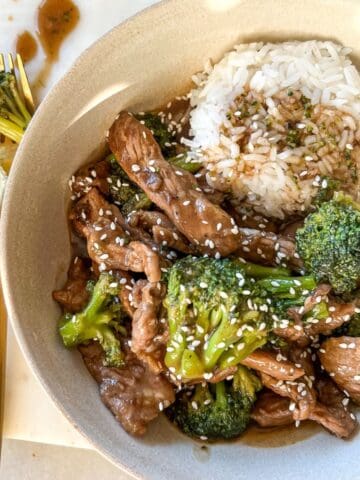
[
  {"x1": 200, "y1": 282, "x2": 208, "y2": 289},
  {"x1": 289, "y1": 402, "x2": 296, "y2": 412},
  {"x1": 191, "y1": 401, "x2": 198, "y2": 410},
  {"x1": 131, "y1": 164, "x2": 140, "y2": 172},
  {"x1": 183, "y1": 200, "x2": 190, "y2": 206},
  {"x1": 217, "y1": 342, "x2": 226, "y2": 349}
]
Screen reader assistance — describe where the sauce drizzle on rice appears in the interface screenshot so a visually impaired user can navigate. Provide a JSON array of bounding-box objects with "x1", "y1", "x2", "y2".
[{"x1": 187, "y1": 41, "x2": 360, "y2": 219}]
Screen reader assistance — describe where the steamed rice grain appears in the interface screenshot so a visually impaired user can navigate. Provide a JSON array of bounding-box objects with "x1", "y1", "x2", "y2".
[{"x1": 188, "y1": 41, "x2": 360, "y2": 218}]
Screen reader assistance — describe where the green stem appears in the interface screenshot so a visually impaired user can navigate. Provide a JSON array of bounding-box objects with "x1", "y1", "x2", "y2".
[
  {"x1": 9, "y1": 80, "x2": 31, "y2": 124},
  {"x1": 215, "y1": 381, "x2": 227, "y2": 408},
  {"x1": 0, "y1": 117, "x2": 23, "y2": 143},
  {"x1": 257, "y1": 276, "x2": 316, "y2": 296},
  {"x1": 239, "y1": 262, "x2": 291, "y2": 278}
]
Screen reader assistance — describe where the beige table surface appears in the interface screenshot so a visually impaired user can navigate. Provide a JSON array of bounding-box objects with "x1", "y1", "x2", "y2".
[{"x1": 1, "y1": 0, "x2": 159, "y2": 451}]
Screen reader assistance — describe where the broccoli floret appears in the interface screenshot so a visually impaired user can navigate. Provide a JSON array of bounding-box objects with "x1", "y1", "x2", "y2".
[
  {"x1": 0, "y1": 72, "x2": 32, "y2": 143},
  {"x1": 346, "y1": 313, "x2": 360, "y2": 337},
  {"x1": 106, "y1": 153, "x2": 153, "y2": 214},
  {"x1": 335, "y1": 312, "x2": 360, "y2": 337},
  {"x1": 296, "y1": 192, "x2": 360, "y2": 294},
  {"x1": 106, "y1": 150, "x2": 200, "y2": 215},
  {"x1": 164, "y1": 256, "x2": 317, "y2": 381},
  {"x1": 136, "y1": 112, "x2": 175, "y2": 157},
  {"x1": 166, "y1": 366, "x2": 261, "y2": 440},
  {"x1": 59, "y1": 273, "x2": 125, "y2": 367}
]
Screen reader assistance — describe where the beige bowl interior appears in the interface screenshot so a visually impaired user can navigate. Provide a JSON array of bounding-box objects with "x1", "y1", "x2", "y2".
[{"x1": 2, "y1": 0, "x2": 360, "y2": 478}]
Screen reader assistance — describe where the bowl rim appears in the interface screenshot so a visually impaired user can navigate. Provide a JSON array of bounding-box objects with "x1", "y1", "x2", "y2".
[
  {"x1": 2, "y1": 0, "x2": 360, "y2": 478},
  {"x1": 0, "y1": 1, "x2": 174, "y2": 478}
]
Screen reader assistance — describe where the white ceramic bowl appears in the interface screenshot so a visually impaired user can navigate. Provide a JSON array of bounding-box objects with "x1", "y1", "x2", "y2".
[{"x1": 1, "y1": 1, "x2": 360, "y2": 478}]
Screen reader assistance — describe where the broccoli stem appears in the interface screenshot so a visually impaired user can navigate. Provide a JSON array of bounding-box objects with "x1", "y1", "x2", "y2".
[
  {"x1": 0, "y1": 117, "x2": 24, "y2": 143},
  {"x1": 239, "y1": 262, "x2": 291, "y2": 278},
  {"x1": 304, "y1": 300, "x2": 329, "y2": 321},
  {"x1": 168, "y1": 153, "x2": 202, "y2": 173},
  {"x1": 0, "y1": 73, "x2": 32, "y2": 143},
  {"x1": 219, "y1": 330, "x2": 267, "y2": 369},
  {"x1": 257, "y1": 275, "x2": 316, "y2": 296},
  {"x1": 215, "y1": 381, "x2": 227, "y2": 408},
  {"x1": 8, "y1": 79, "x2": 32, "y2": 124}
]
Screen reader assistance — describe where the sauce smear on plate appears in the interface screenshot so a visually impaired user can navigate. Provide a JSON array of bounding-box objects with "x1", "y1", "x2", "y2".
[
  {"x1": 16, "y1": 31, "x2": 38, "y2": 63},
  {"x1": 38, "y1": 0, "x2": 80, "y2": 61}
]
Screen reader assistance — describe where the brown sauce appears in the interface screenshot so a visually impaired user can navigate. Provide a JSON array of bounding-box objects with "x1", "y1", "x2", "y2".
[
  {"x1": 32, "y1": 0, "x2": 80, "y2": 99},
  {"x1": 241, "y1": 420, "x2": 320, "y2": 448},
  {"x1": 37, "y1": 0, "x2": 80, "y2": 61},
  {"x1": 16, "y1": 31, "x2": 38, "y2": 63}
]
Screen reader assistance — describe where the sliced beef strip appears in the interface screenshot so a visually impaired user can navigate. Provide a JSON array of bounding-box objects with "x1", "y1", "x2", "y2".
[
  {"x1": 251, "y1": 390, "x2": 294, "y2": 427},
  {"x1": 70, "y1": 187, "x2": 154, "y2": 246},
  {"x1": 52, "y1": 257, "x2": 92, "y2": 313},
  {"x1": 79, "y1": 342, "x2": 175, "y2": 436},
  {"x1": 240, "y1": 350, "x2": 305, "y2": 381},
  {"x1": 260, "y1": 372, "x2": 316, "y2": 421},
  {"x1": 305, "y1": 302, "x2": 355, "y2": 337},
  {"x1": 70, "y1": 188, "x2": 162, "y2": 282},
  {"x1": 309, "y1": 377, "x2": 357, "y2": 439},
  {"x1": 319, "y1": 337, "x2": 360, "y2": 405},
  {"x1": 108, "y1": 111, "x2": 241, "y2": 257},
  {"x1": 259, "y1": 350, "x2": 357, "y2": 438},
  {"x1": 273, "y1": 324, "x2": 309, "y2": 347},
  {"x1": 195, "y1": 171, "x2": 226, "y2": 206},
  {"x1": 279, "y1": 219, "x2": 304, "y2": 240},
  {"x1": 116, "y1": 271, "x2": 136, "y2": 318},
  {"x1": 309, "y1": 403, "x2": 357, "y2": 439},
  {"x1": 128, "y1": 210, "x2": 194, "y2": 254},
  {"x1": 225, "y1": 203, "x2": 278, "y2": 233},
  {"x1": 274, "y1": 286, "x2": 354, "y2": 345},
  {"x1": 130, "y1": 280, "x2": 168, "y2": 374},
  {"x1": 70, "y1": 159, "x2": 110, "y2": 198}
]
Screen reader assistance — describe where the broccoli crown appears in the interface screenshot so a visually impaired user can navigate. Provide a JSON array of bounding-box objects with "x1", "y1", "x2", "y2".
[
  {"x1": 164, "y1": 256, "x2": 316, "y2": 381},
  {"x1": 166, "y1": 366, "x2": 261, "y2": 440},
  {"x1": 335, "y1": 312, "x2": 360, "y2": 337},
  {"x1": 106, "y1": 154, "x2": 152, "y2": 214},
  {"x1": 59, "y1": 273, "x2": 125, "y2": 367},
  {"x1": 0, "y1": 72, "x2": 32, "y2": 143},
  {"x1": 296, "y1": 192, "x2": 360, "y2": 294},
  {"x1": 136, "y1": 112, "x2": 175, "y2": 157}
]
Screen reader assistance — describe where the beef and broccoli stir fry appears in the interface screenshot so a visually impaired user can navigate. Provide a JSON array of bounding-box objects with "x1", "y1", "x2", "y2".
[{"x1": 53, "y1": 98, "x2": 360, "y2": 442}]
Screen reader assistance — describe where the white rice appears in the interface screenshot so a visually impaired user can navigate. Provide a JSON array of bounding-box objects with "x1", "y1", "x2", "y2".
[{"x1": 187, "y1": 41, "x2": 360, "y2": 218}]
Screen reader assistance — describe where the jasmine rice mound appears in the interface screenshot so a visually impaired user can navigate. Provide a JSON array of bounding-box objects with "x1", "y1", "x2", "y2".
[{"x1": 186, "y1": 41, "x2": 360, "y2": 219}]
